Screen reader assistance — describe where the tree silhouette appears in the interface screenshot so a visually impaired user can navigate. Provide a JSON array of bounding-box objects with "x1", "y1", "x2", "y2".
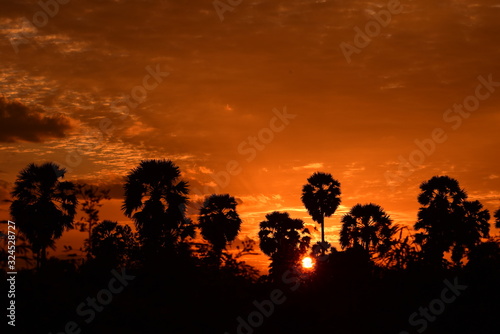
[
  {"x1": 10, "y1": 162, "x2": 77, "y2": 268},
  {"x1": 122, "y1": 159, "x2": 194, "y2": 257},
  {"x1": 301, "y1": 172, "x2": 341, "y2": 246},
  {"x1": 198, "y1": 194, "x2": 242, "y2": 266},
  {"x1": 414, "y1": 176, "x2": 466, "y2": 267},
  {"x1": 466, "y1": 238, "x2": 500, "y2": 274},
  {"x1": 375, "y1": 226, "x2": 421, "y2": 270},
  {"x1": 414, "y1": 175, "x2": 490, "y2": 268},
  {"x1": 495, "y1": 208, "x2": 500, "y2": 229},
  {"x1": 450, "y1": 200, "x2": 490, "y2": 266},
  {"x1": 87, "y1": 220, "x2": 136, "y2": 267},
  {"x1": 259, "y1": 211, "x2": 311, "y2": 279},
  {"x1": 339, "y1": 203, "x2": 395, "y2": 257},
  {"x1": 75, "y1": 184, "x2": 110, "y2": 259},
  {"x1": 220, "y1": 238, "x2": 260, "y2": 281}
]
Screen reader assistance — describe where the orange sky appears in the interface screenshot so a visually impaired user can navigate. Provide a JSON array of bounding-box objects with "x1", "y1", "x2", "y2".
[{"x1": 1, "y1": 0, "x2": 499, "y2": 273}]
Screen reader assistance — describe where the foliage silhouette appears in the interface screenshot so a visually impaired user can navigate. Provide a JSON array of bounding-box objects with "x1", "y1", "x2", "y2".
[
  {"x1": 122, "y1": 159, "x2": 194, "y2": 258},
  {"x1": 219, "y1": 239, "x2": 260, "y2": 282},
  {"x1": 10, "y1": 162, "x2": 77, "y2": 268},
  {"x1": 198, "y1": 194, "x2": 242, "y2": 266},
  {"x1": 75, "y1": 183, "x2": 110, "y2": 259},
  {"x1": 466, "y1": 238, "x2": 500, "y2": 273},
  {"x1": 495, "y1": 207, "x2": 500, "y2": 229},
  {"x1": 340, "y1": 203, "x2": 396, "y2": 261},
  {"x1": 259, "y1": 211, "x2": 311, "y2": 280},
  {"x1": 86, "y1": 220, "x2": 137, "y2": 268},
  {"x1": 301, "y1": 172, "x2": 341, "y2": 247},
  {"x1": 414, "y1": 176, "x2": 490, "y2": 268},
  {"x1": 375, "y1": 225, "x2": 421, "y2": 270},
  {"x1": 4, "y1": 162, "x2": 500, "y2": 334},
  {"x1": 451, "y1": 200, "x2": 490, "y2": 266}
]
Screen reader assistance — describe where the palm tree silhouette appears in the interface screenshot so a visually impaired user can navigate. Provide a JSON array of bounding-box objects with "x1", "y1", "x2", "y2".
[
  {"x1": 339, "y1": 203, "x2": 395, "y2": 257},
  {"x1": 450, "y1": 200, "x2": 490, "y2": 266},
  {"x1": 259, "y1": 211, "x2": 311, "y2": 279},
  {"x1": 414, "y1": 176, "x2": 468, "y2": 268},
  {"x1": 10, "y1": 162, "x2": 77, "y2": 269},
  {"x1": 122, "y1": 159, "x2": 194, "y2": 257},
  {"x1": 199, "y1": 194, "x2": 242, "y2": 266},
  {"x1": 495, "y1": 208, "x2": 500, "y2": 229},
  {"x1": 301, "y1": 172, "x2": 341, "y2": 247}
]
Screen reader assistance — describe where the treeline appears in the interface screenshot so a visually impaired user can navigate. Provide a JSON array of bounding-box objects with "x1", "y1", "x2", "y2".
[{"x1": 1, "y1": 159, "x2": 499, "y2": 334}]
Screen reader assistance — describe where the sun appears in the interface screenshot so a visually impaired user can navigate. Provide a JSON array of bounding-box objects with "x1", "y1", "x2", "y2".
[{"x1": 302, "y1": 256, "x2": 314, "y2": 269}]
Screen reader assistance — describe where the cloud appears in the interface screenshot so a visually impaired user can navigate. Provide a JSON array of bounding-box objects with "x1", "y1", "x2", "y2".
[
  {"x1": 0, "y1": 98, "x2": 72, "y2": 143},
  {"x1": 292, "y1": 162, "x2": 324, "y2": 171},
  {"x1": 0, "y1": 179, "x2": 11, "y2": 216},
  {"x1": 0, "y1": 179, "x2": 10, "y2": 201}
]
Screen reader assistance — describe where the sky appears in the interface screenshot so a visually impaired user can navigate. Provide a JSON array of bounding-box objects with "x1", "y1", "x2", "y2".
[{"x1": 1, "y1": 0, "x2": 499, "y2": 272}]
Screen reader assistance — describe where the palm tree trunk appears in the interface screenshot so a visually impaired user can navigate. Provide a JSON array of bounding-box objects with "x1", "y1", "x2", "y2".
[
  {"x1": 41, "y1": 247, "x2": 47, "y2": 268},
  {"x1": 320, "y1": 214, "x2": 326, "y2": 256},
  {"x1": 88, "y1": 220, "x2": 93, "y2": 259},
  {"x1": 320, "y1": 215, "x2": 325, "y2": 244},
  {"x1": 216, "y1": 249, "x2": 223, "y2": 268},
  {"x1": 36, "y1": 249, "x2": 41, "y2": 270}
]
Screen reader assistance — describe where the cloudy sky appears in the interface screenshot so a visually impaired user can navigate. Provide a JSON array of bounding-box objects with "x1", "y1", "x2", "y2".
[{"x1": 1, "y1": 0, "x2": 499, "y2": 271}]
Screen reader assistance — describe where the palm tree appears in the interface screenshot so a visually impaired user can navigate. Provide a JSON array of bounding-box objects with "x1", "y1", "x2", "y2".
[
  {"x1": 301, "y1": 172, "x2": 341, "y2": 246},
  {"x1": 495, "y1": 208, "x2": 500, "y2": 229},
  {"x1": 10, "y1": 162, "x2": 77, "y2": 268},
  {"x1": 451, "y1": 200, "x2": 490, "y2": 266},
  {"x1": 414, "y1": 176, "x2": 467, "y2": 267},
  {"x1": 259, "y1": 211, "x2": 311, "y2": 279},
  {"x1": 339, "y1": 203, "x2": 395, "y2": 257},
  {"x1": 122, "y1": 159, "x2": 195, "y2": 257},
  {"x1": 414, "y1": 175, "x2": 491, "y2": 268},
  {"x1": 198, "y1": 194, "x2": 242, "y2": 266}
]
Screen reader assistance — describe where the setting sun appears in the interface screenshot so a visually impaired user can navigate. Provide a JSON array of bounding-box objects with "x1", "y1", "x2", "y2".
[{"x1": 302, "y1": 256, "x2": 314, "y2": 269}]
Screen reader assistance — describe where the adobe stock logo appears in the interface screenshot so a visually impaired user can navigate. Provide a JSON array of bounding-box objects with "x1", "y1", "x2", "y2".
[
  {"x1": 189, "y1": 106, "x2": 296, "y2": 198},
  {"x1": 340, "y1": 0, "x2": 403, "y2": 64},
  {"x1": 48, "y1": 268, "x2": 135, "y2": 334},
  {"x1": 399, "y1": 277, "x2": 467, "y2": 334},
  {"x1": 385, "y1": 74, "x2": 499, "y2": 187},
  {"x1": 8, "y1": 0, "x2": 71, "y2": 54},
  {"x1": 213, "y1": 0, "x2": 244, "y2": 22},
  {"x1": 55, "y1": 64, "x2": 169, "y2": 173},
  {"x1": 224, "y1": 268, "x2": 304, "y2": 334}
]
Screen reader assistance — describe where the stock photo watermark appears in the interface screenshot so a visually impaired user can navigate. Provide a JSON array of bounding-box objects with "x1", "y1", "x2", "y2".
[
  {"x1": 385, "y1": 74, "x2": 500, "y2": 187},
  {"x1": 55, "y1": 64, "x2": 169, "y2": 173},
  {"x1": 180, "y1": 105, "x2": 296, "y2": 226},
  {"x1": 213, "y1": 0, "x2": 244, "y2": 22},
  {"x1": 224, "y1": 241, "x2": 329, "y2": 334},
  {"x1": 340, "y1": 0, "x2": 403, "y2": 64},
  {"x1": 6, "y1": 220, "x2": 17, "y2": 327},
  {"x1": 48, "y1": 268, "x2": 135, "y2": 334},
  {"x1": 8, "y1": 0, "x2": 72, "y2": 54},
  {"x1": 399, "y1": 277, "x2": 468, "y2": 334},
  {"x1": 190, "y1": 106, "x2": 296, "y2": 200},
  {"x1": 224, "y1": 267, "x2": 305, "y2": 334}
]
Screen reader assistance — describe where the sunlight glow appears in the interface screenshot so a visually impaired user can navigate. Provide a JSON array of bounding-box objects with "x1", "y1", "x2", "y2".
[{"x1": 302, "y1": 256, "x2": 314, "y2": 269}]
